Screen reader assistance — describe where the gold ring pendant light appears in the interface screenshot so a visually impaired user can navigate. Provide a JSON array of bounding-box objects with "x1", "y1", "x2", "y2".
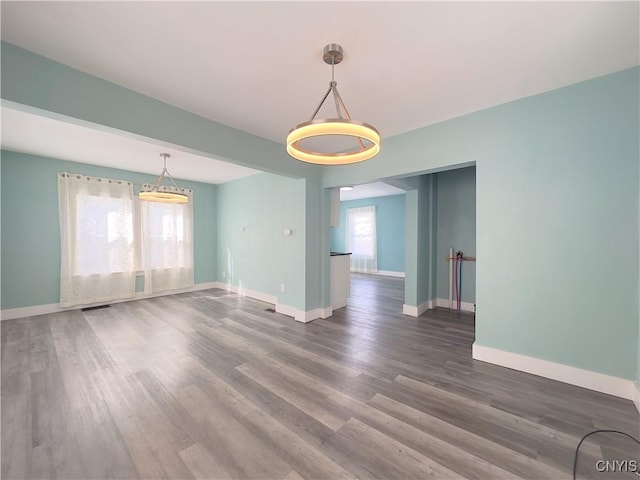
[
  {"x1": 287, "y1": 44, "x2": 380, "y2": 165},
  {"x1": 139, "y1": 153, "x2": 189, "y2": 204}
]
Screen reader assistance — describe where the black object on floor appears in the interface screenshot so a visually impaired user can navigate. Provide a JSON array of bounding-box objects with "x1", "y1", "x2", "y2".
[{"x1": 81, "y1": 304, "x2": 111, "y2": 311}]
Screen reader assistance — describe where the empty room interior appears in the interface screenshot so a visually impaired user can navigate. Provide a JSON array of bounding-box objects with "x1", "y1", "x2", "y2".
[{"x1": 1, "y1": 2, "x2": 639, "y2": 479}]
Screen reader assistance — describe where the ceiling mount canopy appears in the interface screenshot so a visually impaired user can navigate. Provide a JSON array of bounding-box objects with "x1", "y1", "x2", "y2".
[
  {"x1": 139, "y1": 153, "x2": 189, "y2": 204},
  {"x1": 286, "y1": 44, "x2": 380, "y2": 165}
]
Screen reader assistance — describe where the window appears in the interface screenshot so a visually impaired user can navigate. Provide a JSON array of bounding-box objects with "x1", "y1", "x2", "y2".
[
  {"x1": 75, "y1": 194, "x2": 134, "y2": 275},
  {"x1": 58, "y1": 172, "x2": 195, "y2": 306},
  {"x1": 140, "y1": 192, "x2": 194, "y2": 294},
  {"x1": 346, "y1": 205, "x2": 378, "y2": 273},
  {"x1": 58, "y1": 173, "x2": 135, "y2": 307}
]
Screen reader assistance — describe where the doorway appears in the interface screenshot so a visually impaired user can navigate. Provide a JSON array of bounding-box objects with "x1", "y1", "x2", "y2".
[{"x1": 330, "y1": 166, "x2": 477, "y2": 326}]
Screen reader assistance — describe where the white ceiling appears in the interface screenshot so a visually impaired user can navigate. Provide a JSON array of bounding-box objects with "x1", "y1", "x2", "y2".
[
  {"x1": 1, "y1": 1, "x2": 638, "y2": 180},
  {"x1": 1, "y1": 106, "x2": 261, "y2": 184},
  {"x1": 340, "y1": 182, "x2": 406, "y2": 202}
]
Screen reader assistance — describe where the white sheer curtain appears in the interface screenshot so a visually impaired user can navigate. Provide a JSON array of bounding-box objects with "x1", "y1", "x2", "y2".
[
  {"x1": 58, "y1": 173, "x2": 136, "y2": 307},
  {"x1": 346, "y1": 205, "x2": 378, "y2": 273},
  {"x1": 140, "y1": 191, "x2": 194, "y2": 294}
]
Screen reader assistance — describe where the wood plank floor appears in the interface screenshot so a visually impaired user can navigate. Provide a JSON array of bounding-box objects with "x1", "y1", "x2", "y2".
[{"x1": 2, "y1": 274, "x2": 638, "y2": 479}]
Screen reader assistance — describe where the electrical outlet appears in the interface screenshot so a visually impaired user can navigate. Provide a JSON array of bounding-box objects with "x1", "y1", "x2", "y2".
[
  {"x1": 280, "y1": 283, "x2": 285, "y2": 293},
  {"x1": 222, "y1": 271, "x2": 226, "y2": 278}
]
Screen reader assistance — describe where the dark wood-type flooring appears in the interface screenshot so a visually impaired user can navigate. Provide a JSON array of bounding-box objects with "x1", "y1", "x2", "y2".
[{"x1": 2, "y1": 274, "x2": 638, "y2": 479}]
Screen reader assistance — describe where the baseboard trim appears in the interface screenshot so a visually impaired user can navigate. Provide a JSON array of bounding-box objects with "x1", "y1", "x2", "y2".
[
  {"x1": 274, "y1": 303, "x2": 300, "y2": 320},
  {"x1": 634, "y1": 382, "x2": 640, "y2": 414},
  {"x1": 403, "y1": 300, "x2": 433, "y2": 317},
  {"x1": 3, "y1": 282, "x2": 333, "y2": 325},
  {"x1": 435, "y1": 297, "x2": 475, "y2": 313},
  {"x1": 368, "y1": 270, "x2": 405, "y2": 278},
  {"x1": 473, "y1": 344, "x2": 636, "y2": 402},
  {"x1": 276, "y1": 304, "x2": 332, "y2": 323},
  {"x1": 1, "y1": 282, "x2": 219, "y2": 321},
  {"x1": 298, "y1": 306, "x2": 333, "y2": 323},
  {"x1": 216, "y1": 282, "x2": 330, "y2": 323},
  {"x1": 214, "y1": 282, "x2": 278, "y2": 305}
]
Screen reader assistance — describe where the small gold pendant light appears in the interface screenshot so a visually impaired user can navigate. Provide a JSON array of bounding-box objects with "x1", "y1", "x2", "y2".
[{"x1": 139, "y1": 153, "x2": 189, "y2": 204}]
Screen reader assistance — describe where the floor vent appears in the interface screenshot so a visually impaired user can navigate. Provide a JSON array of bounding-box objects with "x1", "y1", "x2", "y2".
[{"x1": 81, "y1": 304, "x2": 111, "y2": 311}]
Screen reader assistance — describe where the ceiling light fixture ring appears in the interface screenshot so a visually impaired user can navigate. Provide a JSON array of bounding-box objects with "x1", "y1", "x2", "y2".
[
  {"x1": 139, "y1": 153, "x2": 189, "y2": 204},
  {"x1": 287, "y1": 119, "x2": 380, "y2": 165},
  {"x1": 286, "y1": 44, "x2": 380, "y2": 165}
]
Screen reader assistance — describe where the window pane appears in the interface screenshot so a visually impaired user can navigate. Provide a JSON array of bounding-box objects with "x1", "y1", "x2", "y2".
[
  {"x1": 347, "y1": 209, "x2": 375, "y2": 259},
  {"x1": 74, "y1": 194, "x2": 133, "y2": 275},
  {"x1": 144, "y1": 202, "x2": 191, "y2": 270}
]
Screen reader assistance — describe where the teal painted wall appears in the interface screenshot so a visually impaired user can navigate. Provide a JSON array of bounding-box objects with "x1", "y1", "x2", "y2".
[
  {"x1": 436, "y1": 167, "x2": 476, "y2": 303},
  {"x1": 331, "y1": 194, "x2": 406, "y2": 273},
  {"x1": 324, "y1": 68, "x2": 639, "y2": 380},
  {"x1": 474, "y1": 72, "x2": 638, "y2": 380},
  {"x1": 216, "y1": 172, "x2": 306, "y2": 310},
  {"x1": 404, "y1": 190, "x2": 419, "y2": 307},
  {"x1": 304, "y1": 176, "x2": 327, "y2": 311},
  {"x1": 418, "y1": 176, "x2": 437, "y2": 307},
  {"x1": 404, "y1": 177, "x2": 435, "y2": 308},
  {"x1": 425, "y1": 175, "x2": 438, "y2": 304},
  {"x1": 1, "y1": 150, "x2": 217, "y2": 309}
]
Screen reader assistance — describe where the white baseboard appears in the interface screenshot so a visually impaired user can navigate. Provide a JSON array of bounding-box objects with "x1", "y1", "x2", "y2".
[
  {"x1": 311, "y1": 306, "x2": 333, "y2": 321},
  {"x1": 1, "y1": 303, "x2": 63, "y2": 321},
  {"x1": 294, "y1": 306, "x2": 333, "y2": 323},
  {"x1": 634, "y1": 382, "x2": 640, "y2": 414},
  {"x1": 473, "y1": 344, "x2": 637, "y2": 402},
  {"x1": 214, "y1": 281, "x2": 278, "y2": 305},
  {"x1": 0, "y1": 282, "x2": 220, "y2": 321},
  {"x1": 2, "y1": 281, "x2": 334, "y2": 325},
  {"x1": 402, "y1": 298, "x2": 475, "y2": 317},
  {"x1": 368, "y1": 270, "x2": 405, "y2": 278},
  {"x1": 436, "y1": 297, "x2": 475, "y2": 313},
  {"x1": 403, "y1": 300, "x2": 433, "y2": 317},
  {"x1": 216, "y1": 281, "x2": 331, "y2": 323}
]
